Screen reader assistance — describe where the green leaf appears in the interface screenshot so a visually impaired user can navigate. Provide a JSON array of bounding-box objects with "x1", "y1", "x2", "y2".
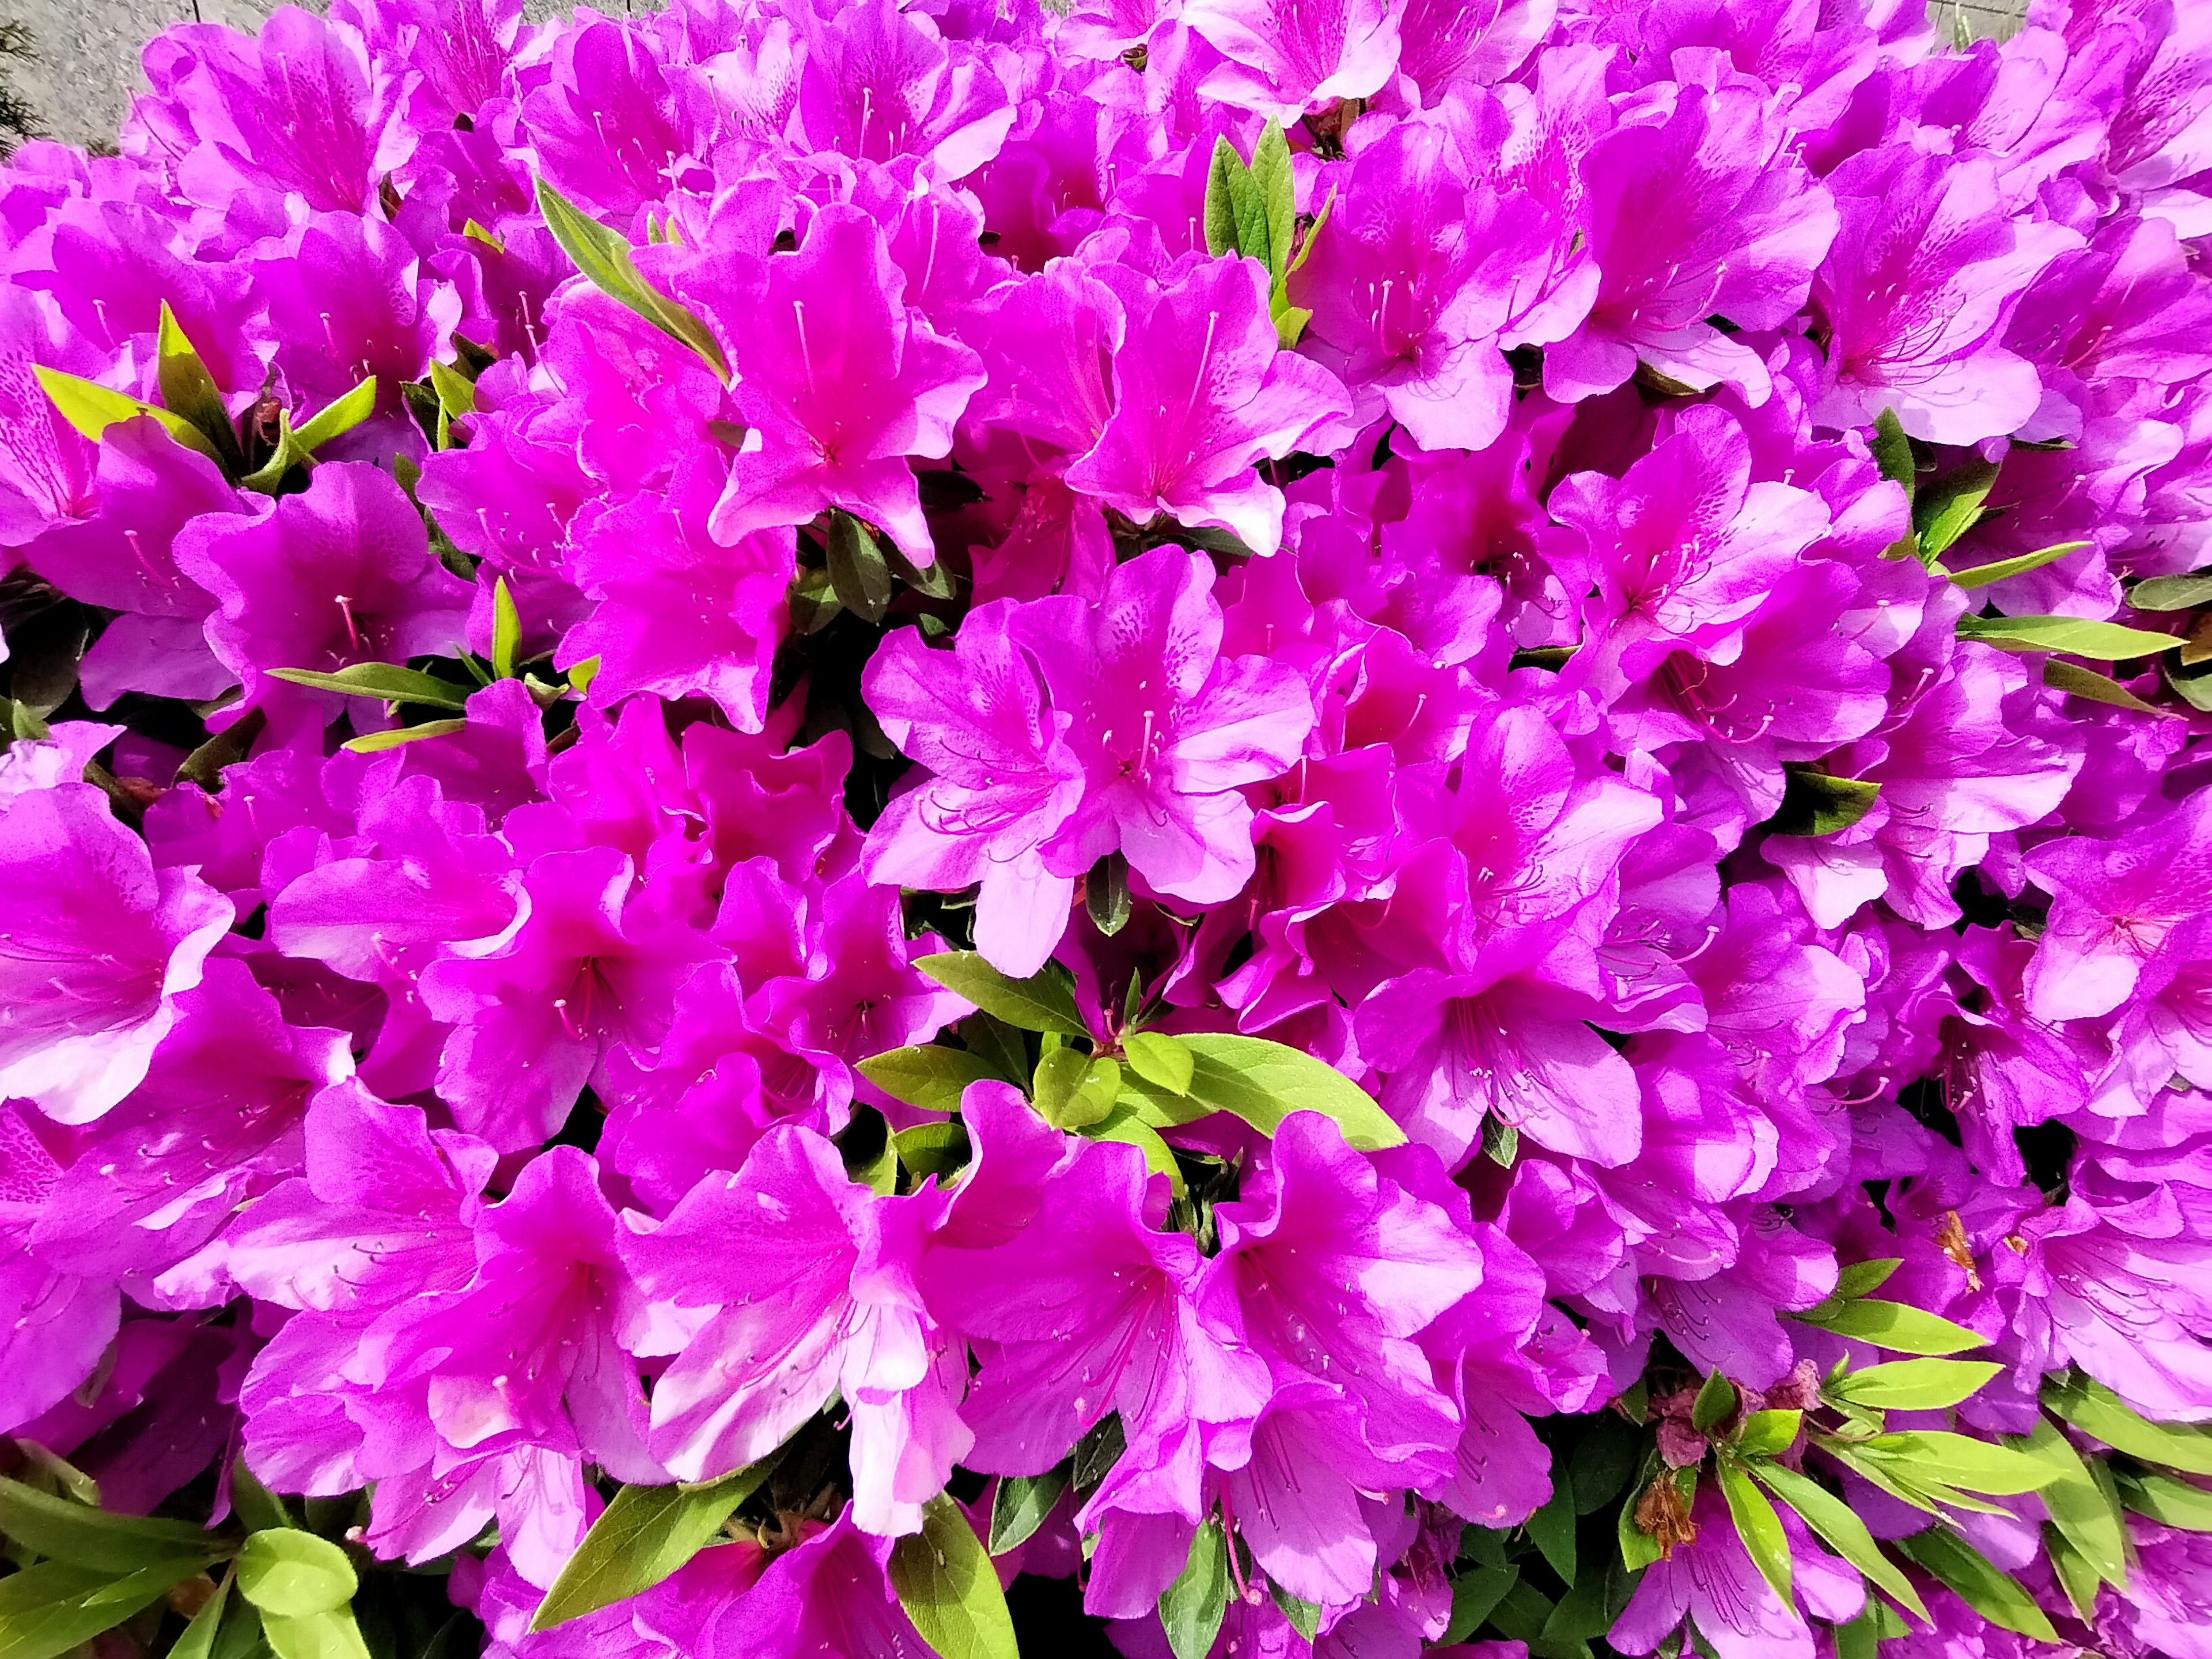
[
  {"x1": 1719, "y1": 1463, "x2": 1792, "y2": 1605},
  {"x1": 1527, "y1": 1471, "x2": 1576, "y2": 1585},
  {"x1": 789, "y1": 564, "x2": 843, "y2": 634},
  {"x1": 915, "y1": 952, "x2": 1089, "y2": 1036},
  {"x1": 987, "y1": 1467, "x2": 1069, "y2": 1555},
  {"x1": 2119, "y1": 1469, "x2": 2212, "y2": 1531},
  {"x1": 1120, "y1": 1032, "x2": 1194, "y2": 1096},
  {"x1": 1270, "y1": 1580, "x2": 1322, "y2": 1643},
  {"x1": 1618, "y1": 1482, "x2": 1664, "y2": 1572},
  {"x1": 2044, "y1": 1373, "x2": 2212, "y2": 1476},
  {"x1": 1913, "y1": 459, "x2": 2000, "y2": 561},
  {"x1": 1118, "y1": 1032, "x2": 1404, "y2": 1150},
  {"x1": 1956, "y1": 613, "x2": 2179, "y2": 660},
  {"x1": 1085, "y1": 1103, "x2": 1186, "y2": 1196},
  {"x1": 1249, "y1": 120, "x2": 1296, "y2": 289},
  {"x1": 1854, "y1": 1431, "x2": 2059, "y2": 1497},
  {"x1": 230, "y1": 1456, "x2": 292, "y2": 1535},
  {"x1": 266, "y1": 663, "x2": 472, "y2": 711},
  {"x1": 1833, "y1": 1606, "x2": 1880, "y2": 1659},
  {"x1": 169, "y1": 1569, "x2": 236, "y2": 1659},
  {"x1": 0, "y1": 1560, "x2": 205, "y2": 1659},
  {"x1": 825, "y1": 511, "x2": 895, "y2": 624},
  {"x1": 1157, "y1": 1518, "x2": 1231, "y2": 1659},
  {"x1": 1568, "y1": 1415, "x2": 1638, "y2": 1514},
  {"x1": 535, "y1": 176, "x2": 728, "y2": 379},
  {"x1": 342, "y1": 719, "x2": 468, "y2": 753},
  {"x1": 1751, "y1": 1463, "x2": 1927, "y2": 1622},
  {"x1": 1033, "y1": 1049, "x2": 1120, "y2": 1130},
  {"x1": 857, "y1": 1046, "x2": 998, "y2": 1115},
  {"x1": 1834, "y1": 1259, "x2": 1904, "y2": 1301},
  {"x1": 1085, "y1": 851, "x2": 1132, "y2": 937},
  {"x1": 427, "y1": 358, "x2": 478, "y2": 422},
  {"x1": 157, "y1": 302, "x2": 244, "y2": 471},
  {"x1": 1071, "y1": 1414, "x2": 1126, "y2": 1500},
  {"x1": 1870, "y1": 408, "x2": 1915, "y2": 501},
  {"x1": 530, "y1": 1457, "x2": 781, "y2": 1632},
  {"x1": 1691, "y1": 1373, "x2": 1738, "y2": 1434},
  {"x1": 1827, "y1": 1360, "x2": 2003, "y2": 1412},
  {"x1": 1767, "y1": 768, "x2": 1881, "y2": 838},
  {"x1": 291, "y1": 377, "x2": 380, "y2": 454},
  {"x1": 892, "y1": 1120, "x2": 971, "y2": 1185},
  {"x1": 2041, "y1": 1524, "x2": 2101, "y2": 1622},
  {"x1": 1481, "y1": 1113, "x2": 1519, "y2": 1168},
  {"x1": 1203, "y1": 136, "x2": 1245, "y2": 261},
  {"x1": 236, "y1": 1529, "x2": 357, "y2": 1618},
  {"x1": 1734, "y1": 1410, "x2": 1801, "y2": 1459},
  {"x1": 33, "y1": 363, "x2": 225, "y2": 464},
  {"x1": 260, "y1": 1606, "x2": 373, "y2": 1659},
  {"x1": 1949, "y1": 540, "x2": 2090, "y2": 590},
  {"x1": 2044, "y1": 658, "x2": 2173, "y2": 715},
  {"x1": 2130, "y1": 572, "x2": 2212, "y2": 611},
  {"x1": 567, "y1": 654, "x2": 602, "y2": 697},
  {"x1": 0, "y1": 1475, "x2": 218, "y2": 1570},
  {"x1": 492, "y1": 576, "x2": 521, "y2": 679},
  {"x1": 2006, "y1": 1415, "x2": 2126, "y2": 1589},
  {"x1": 1793, "y1": 1298, "x2": 1985, "y2": 1355},
  {"x1": 888, "y1": 1492, "x2": 1020, "y2": 1659},
  {"x1": 1895, "y1": 1529, "x2": 2058, "y2": 1642}
]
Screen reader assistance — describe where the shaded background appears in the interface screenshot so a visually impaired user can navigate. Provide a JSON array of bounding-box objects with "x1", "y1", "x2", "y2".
[{"x1": 11, "y1": 0, "x2": 2029, "y2": 156}]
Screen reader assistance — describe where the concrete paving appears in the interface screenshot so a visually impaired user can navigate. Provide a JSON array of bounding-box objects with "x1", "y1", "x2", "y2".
[{"x1": 9, "y1": 0, "x2": 2031, "y2": 158}]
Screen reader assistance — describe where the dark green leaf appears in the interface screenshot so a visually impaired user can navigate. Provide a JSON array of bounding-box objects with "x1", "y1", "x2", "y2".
[
  {"x1": 1484, "y1": 1580, "x2": 1556, "y2": 1644},
  {"x1": 1270, "y1": 1580, "x2": 1321, "y2": 1643},
  {"x1": 882, "y1": 537, "x2": 956, "y2": 600},
  {"x1": 1793, "y1": 1298, "x2": 1984, "y2": 1355},
  {"x1": 1527, "y1": 1471, "x2": 1576, "y2": 1585},
  {"x1": 1071, "y1": 1414, "x2": 1125, "y2": 1500},
  {"x1": 1870, "y1": 409, "x2": 1915, "y2": 501},
  {"x1": 2044, "y1": 658, "x2": 2173, "y2": 715},
  {"x1": 1158, "y1": 1518, "x2": 1230, "y2": 1659},
  {"x1": 1956, "y1": 613, "x2": 2178, "y2": 660},
  {"x1": 1120, "y1": 1032, "x2": 1194, "y2": 1096},
  {"x1": 535, "y1": 176, "x2": 728, "y2": 378},
  {"x1": 888, "y1": 1492, "x2": 1018, "y2": 1659},
  {"x1": 857, "y1": 1046, "x2": 998, "y2": 1115},
  {"x1": 2044, "y1": 1373, "x2": 2212, "y2": 1476},
  {"x1": 987, "y1": 1467, "x2": 1069, "y2": 1556},
  {"x1": 1691, "y1": 1373, "x2": 1738, "y2": 1434},
  {"x1": 1718, "y1": 1463, "x2": 1791, "y2": 1605},
  {"x1": 825, "y1": 512, "x2": 895, "y2": 624},
  {"x1": 1118, "y1": 1033, "x2": 1404, "y2": 1150},
  {"x1": 1833, "y1": 1607, "x2": 1880, "y2": 1659},
  {"x1": 260, "y1": 1605, "x2": 372, "y2": 1659},
  {"x1": 1541, "y1": 1565, "x2": 1615, "y2": 1645},
  {"x1": 1568, "y1": 1415, "x2": 1637, "y2": 1514},
  {"x1": 2041, "y1": 1524, "x2": 2101, "y2": 1622},
  {"x1": 1752, "y1": 1464, "x2": 1927, "y2": 1622},
  {"x1": 1895, "y1": 1529, "x2": 2058, "y2": 1642},
  {"x1": 789, "y1": 565, "x2": 843, "y2": 634},
  {"x1": 2118, "y1": 1469, "x2": 2212, "y2": 1531},
  {"x1": 266, "y1": 664, "x2": 471, "y2": 711},
  {"x1": 1482, "y1": 1113, "x2": 1520, "y2": 1168},
  {"x1": 529, "y1": 1457, "x2": 781, "y2": 1632},
  {"x1": 961, "y1": 1012, "x2": 1032, "y2": 1085},
  {"x1": 35, "y1": 363, "x2": 225, "y2": 464},
  {"x1": 1767, "y1": 768, "x2": 1881, "y2": 838},
  {"x1": 0, "y1": 1559, "x2": 207, "y2": 1659},
  {"x1": 1202, "y1": 137, "x2": 1245, "y2": 262},
  {"x1": 229, "y1": 1456, "x2": 292, "y2": 1535},
  {"x1": 1085, "y1": 851, "x2": 1132, "y2": 936},
  {"x1": 2130, "y1": 572, "x2": 2212, "y2": 611},
  {"x1": 915, "y1": 952, "x2": 1089, "y2": 1036},
  {"x1": 1827, "y1": 1359, "x2": 2003, "y2": 1412},
  {"x1": 237, "y1": 1530, "x2": 357, "y2": 1618},
  {"x1": 1912, "y1": 459, "x2": 2000, "y2": 561},
  {"x1": 0, "y1": 1476, "x2": 217, "y2": 1571},
  {"x1": 1950, "y1": 541, "x2": 2090, "y2": 590}
]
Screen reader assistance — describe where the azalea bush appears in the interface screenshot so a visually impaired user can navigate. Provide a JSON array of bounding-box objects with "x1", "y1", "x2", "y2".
[{"x1": 3, "y1": 0, "x2": 2212, "y2": 1655}]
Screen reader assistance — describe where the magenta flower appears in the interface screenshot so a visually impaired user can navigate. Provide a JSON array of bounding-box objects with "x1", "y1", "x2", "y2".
[{"x1": 1610, "y1": 1484, "x2": 1863, "y2": 1659}]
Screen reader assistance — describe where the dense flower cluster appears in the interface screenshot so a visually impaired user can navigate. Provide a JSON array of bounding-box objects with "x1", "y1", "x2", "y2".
[{"x1": 3, "y1": 0, "x2": 2212, "y2": 1656}]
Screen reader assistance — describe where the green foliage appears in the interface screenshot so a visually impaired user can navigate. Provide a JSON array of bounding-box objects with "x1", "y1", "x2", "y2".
[
  {"x1": 531, "y1": 1456, "x2": 782, "y2": 1632},
  {"x1": 887, "y1": 1493, "x2": 1019, "y2": 1659},
  {"x1": 535, "y1": 176, "x2": 729, "y2": 378}
]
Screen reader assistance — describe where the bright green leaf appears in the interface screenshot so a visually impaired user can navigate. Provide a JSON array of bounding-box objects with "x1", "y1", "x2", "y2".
[
  {"x1": 1618, "y1": 1482, "x2": 1665, "y2": 1573},
  {"x1": 157, "y1": 302, "x2": 243, "y2": 471},
  {"x1": 260, "y1": 1606, "x2": 372, "y2": 1659},
  {"x1": 567, "y1": 654, "x2": 601, "y2": 696},
  {"x1": 915, "y1": 952, "x2": 1089, "y2": 1036},
  {"x1": 236, "y1": 1529, "x2": 357, "y2": 1618},
  {"x1": 1033, "y1": 1048, "x2": 1119, "y2": 1129},
  {"x1": 1895, "y1": 1529, "x2": 2057, "y2": 1642},
  {"x1": 2042, "y1": 1524, "x2": 2101, "y2": 1622},
  {"x1": 987, "y1": 1466, "x2": 1070, "y2": 1555},
  {"x1": 1203, "y1": 136, "x2": 1245, "y2": 261},
  {"x1": 1956, "y1": 613, "x2": 2179, "y2": 660},
  {"x1": 857, "y1": 1046, "x2": 997, "y2": 1114},
  {"x1": 266, "y1": 663, "x2": 471, "y2": 711},
  {"x1": 1752, "y1": 1463, "x2": 1928, "y2": 1622},
  {"x1": 1121, "y1": 1032, "x2": 1194, "y2": 1096},
  {"x1": 1854, "y1": 1431, "x2": 2060, "y2": 1497},
  {"x1": 1767, "y1": 768, "x2": 1881, "y2": 838},
  {"x1": 33, "y1": 363, "x2": 224, "y2": 464},
  {"x1": 2005, "y1": 1415, "x2": 2126, "y2": 1590},
  {"x1": 1827, "y1": 1359, "x2": 2003, "y2": 1412},
  {"x1": 888, "y1": 1491, "x2": 1020, "y2": 1659},
  {"x1": 2119, "y1": 1469, "x2": 2212, "y2": 1531},
  {"x1": 290, "y1": 377, "x2": 378, "y2": 454},
  {"x1": 1834, "y1": 1259, "x2": 1904, "y2": 1301},
  {"x1": 1118, "y1": 1032, "x2": 1404, "y2": 1150},
  {"x1": 492, "y1": 576, "x2": 521, "y2": 679},
  {"x1": 2044, "y1": 1373, "x2": 2212, "y2": 1476},
  {"x1": 1950, "y1": 541, "x2": 2090, "y2": 590},
  {"x1": 0, "y1": 1475, "x2": 218, "y2": 1571},
  {"x1": 530, "y1": 1458, "x2": 781, "y2": 1632},
  {"x1": 1527, "y1": 1471, "x2": 1577, "y2": 1585},
  {"x1": 1734, "y1": 1410, "x2": 1802, "y2": 1459},
  {"x1": 1870, "y1": 408, "x2": 1915, "y2": 501},
  {"x1": 1085, "y1": 1102, "x2": 1186, "y2": 1197},
  {"x1": 2130, "y1": 572, "x2": 2212, "y2": 611},
  {"x1": 1793, "y1": 1297, "x2": 1985, "y2": 1355},
  {"x1": 168, "y1": 1569, "x2": 236, "y2": 1659},
  {"x1": 0, "y1": 1559, "x2": 206, "y2": 1659},
  {"x1": 536, "y1": 176, "x2": 728, "y2": 379},
  {"x1": 1158, "y1": 1517, "x2": 1231, "y2": 1659},
  {"x1": 342, "y1": 718, "x2": 468, "y2": 753},
  {"x1": 1691, "y1": 1373, "x2": 1738, "y2": 1434},
  {"x1": 1719, "y1": 1463, "x2": 1793, "y2": 1606},
  {"x1": 427, "y1": 358, "x2": 478, "y2": 421},
  {"x1": 892, "y1": 1119, "x2": 971, "y2": 1185}
]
